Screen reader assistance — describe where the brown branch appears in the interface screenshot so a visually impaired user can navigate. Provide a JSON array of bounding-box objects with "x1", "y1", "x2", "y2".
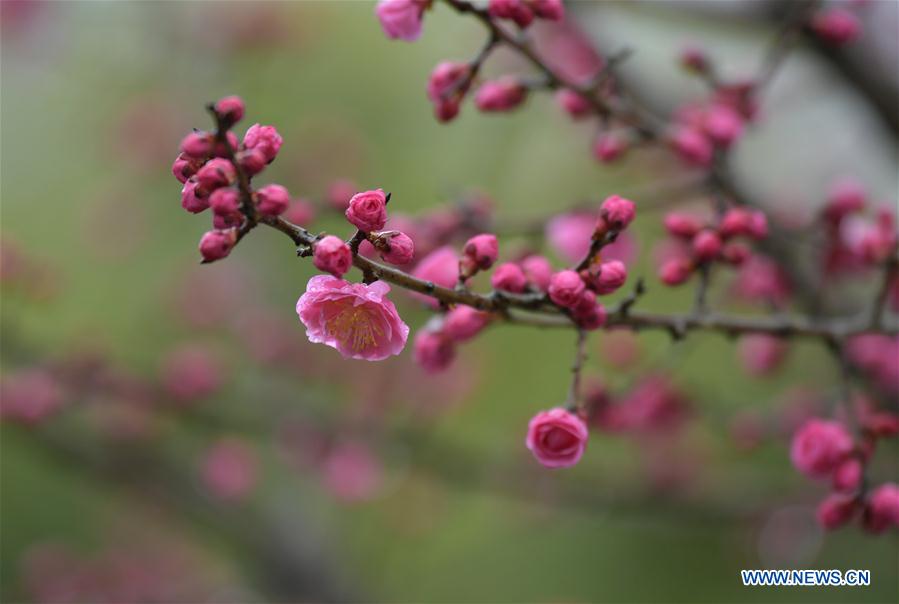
[{"x1": 442, "y1": 0, "x2": 666, "y2": 138}]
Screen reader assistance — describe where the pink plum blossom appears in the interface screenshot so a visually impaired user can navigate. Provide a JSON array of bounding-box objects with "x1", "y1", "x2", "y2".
[{"x1": 296, "y1": 275, "x2": 409, "y2": 361}]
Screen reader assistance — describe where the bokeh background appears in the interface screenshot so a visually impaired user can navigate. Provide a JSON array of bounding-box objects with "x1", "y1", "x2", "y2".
[{"x1": 2, "y1": 1, "x2": 897, "y2": 603}]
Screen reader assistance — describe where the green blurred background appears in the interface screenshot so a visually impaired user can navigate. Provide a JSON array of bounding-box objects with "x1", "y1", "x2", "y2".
[{"x1": 1, "y1": 1, "x2": 896, "y2": 603}]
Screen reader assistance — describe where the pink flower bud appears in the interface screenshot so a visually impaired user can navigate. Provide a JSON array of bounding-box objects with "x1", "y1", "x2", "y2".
[
  {"x1": 720, "y1": 208, "x2": 764, "y2": 239},
  {"x1": 376, "y1": 231, "x2": 415, "y2": 265},
  {"x1": 548, "y1": 270, "x2": 586, "y2": 308},
  {"x1": 161, "y1": 345, "x2": 222, "y2": 402},
  {"x1": 475, "y1": 78, "x2": 528, "y2": 112},
  {"x1": 427, "y1": 61, "x2": 471, "y2": 123},
  {"x1": 811, "y1": 8, "x2": 861, "y2": 46},
  {"x1": 571, "y1": 290, "x2": 607, "y2": 330},
  {"x1": 531, "y1": 0, "x2": 564, "y2": 20},
  {"x1": 863, "y1": 483, "x2": 899, "y2": 533},
  {"x1": 376, "y1": 0, "x2": 427, "y2": 42},
  {"x1": 691, "y1": 230, "x2": 722, "y2": 261},
  {"x1": 236, "y1": 148, "x2": 267, "y2": 176},
  {"x1": 0, "y1": 368, "x2": 64, "y2": 426},
  {"x1": 214, "y1": 95, "x2": 246, "y2": 125},
  {"x1": 285, "y1": 198, "x2": 316, "y2": 226},
  {"x1": 180, "y1": 131, "x2": 213, "y2": 158},
  {"x1": 345, "y1": 188, "x2": 388, "y2": 232},
  {"x1": 443, "y1": 306, "x2": 491, "y2": 342},
  {"x1": 670, "y1": 126, "x2": 713, "y2": 167},
  {"x1": 680, "y1": 44, "x2": 709, "y2": 73},
  {"x1": 593, "y1": 133, "x2": 628, "y2": 163},
  {"x1": 526, "y1": 407, "x2": 588, "y2": 469},
  {"x1": 463, "y1": 233, "x2": 499, "y2": 271},
  {"x1": 721, "y1": 242, "x2": 751, "y2": 266},
  {"x1": 575, "y1": 302, "x2": 607, "y2": 330},
  {"x1": 488, "y1": 0, "x2": 534, "y2": 28},
  {"x1": 255, "y1": 184, "x2": 290, "y2": 216},
  {"x1": 195, "y1": 158, "x2": 236, "y2": 193},
  {"x1": 599, "y1": 195, "x2": 636, "y2": 230},
  {"x1": 824, "y1": 179, "x2": 866, "y2": 223},
  {"x1": 556, "y1": 89, "x2": 592, "y2": 119},
  {"x1": 411, "y1": 246, "x2": 459, "y2": 307},
  {"x1": 832, "y1": 458, "x2": 863, "y2": 492},
  {"x1": 212, "y1": 211, "x2": 243, "y2": 230},
  {"x1": 817, "y1": 494, "x2": 858, "y2": 530},
  {"x1": 413, "y1": 330, "x2": 455, "y2": 373},
  {"x1": 659, "y1": 258, "x2": 693, "y2": 285},
  {"x1": 664, "y1": 212, "x2": 704, "y2": 238},
  {"x1": 861, "y1": 411, "x2": 899, "y2": 438},
  {"x1": 172, "y1": 153, "x2": 201, "y2": 184},
  {"x1": 491, "y1": 262, "x2": 528, "y2": 293},
  {"x1": 790, "y1": 419, "x2": 853, "y2": 479},
  {"x1": 313, "y1": 235, "x2": 352, "y2": 278},
  {"x1": 590, "y1": 260, "x2": 627, "y2": 294},
  {"x1": 521, "y1": 255, "x2": 553, "y2": 291},
  {"x1": 201, "y1": 438, "x2": 257, "y2": 502},
  {"x1": 212, "y1": 131, "x2": 240, "y2": 158},
  {"x1": 199, "y1": 229, "x2": 237, "y2": 262},
  {"x1": 242, "y1": 123, "x2": 282, "y2": 163},
  {"x1": 704, "y1": 104, "x2": 743, "y2": 147},
  {"x1": 209, "y1": 188, "x2": 241, "y2": 215},
  {"x1": 327, "y1": 179, "x2": 357, "y2": 211},
  {"x1": 738, "y1": 334, "x2": 788, "y2": 376},
  {"x1": 181, "y1": 180, "x2": 209, "y2": 214}
]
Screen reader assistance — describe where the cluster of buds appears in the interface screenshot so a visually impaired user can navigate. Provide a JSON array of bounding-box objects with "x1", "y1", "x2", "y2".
[
  {"x1": 312, "y1": 189, "x2": 416, "y2": 278},
  {"x1": 414, "y1": 305, "x2": 493, "y2": 372},
  {"x1": 411, "y1": 194, "x2": 635, "y2": 380},
  {"x1": 791, "y1": 412, "x2": 899, "y2": 533},
  {"x1": 487, "y1": 0, "x2": 564, "y2": 28},
  {"x1": 658, "y1": 206, "x2": 768, "y2": 286},
  {"x1": 588, "y1": 374, "x2": 691, "y2": 436},
  {"x1": 173, "y1": 95, "x2": 294, "y2": 262},
  {"x1": 820, "y1": 179, "x2": 897, "y2": 275},
  {"x1": 668, "y1": 60, "x2": 755, "y2": 167}
]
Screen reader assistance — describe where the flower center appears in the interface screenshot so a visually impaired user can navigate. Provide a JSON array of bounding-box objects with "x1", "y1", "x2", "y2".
[{"x1": 325, "y1": 306, "x2": 383, "y2": 352}]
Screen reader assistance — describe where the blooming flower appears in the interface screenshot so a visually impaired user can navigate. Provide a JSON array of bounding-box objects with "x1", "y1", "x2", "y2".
[
  {"x1": 526, "y1": 407, "x2": 588, "y2": 468},
  {"x1": 296, "y1": 275, "x2": 409, "y2": 361}
]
